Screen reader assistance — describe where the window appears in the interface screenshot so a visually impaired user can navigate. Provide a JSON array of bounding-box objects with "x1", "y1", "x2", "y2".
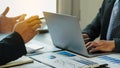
[{"x1": 0, "y1": 0, "x2": 56, "y2": 18}]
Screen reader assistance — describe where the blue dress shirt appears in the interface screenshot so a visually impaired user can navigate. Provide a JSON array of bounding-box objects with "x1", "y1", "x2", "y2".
[{"x1": 107, "y1": 0, "x2": 120, "y2": 40}]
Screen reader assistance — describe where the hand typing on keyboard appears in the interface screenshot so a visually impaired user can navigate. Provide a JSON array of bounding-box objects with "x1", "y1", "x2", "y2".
[{"x1": 86, "y1": 40, "x2": 115, "y2": 53}]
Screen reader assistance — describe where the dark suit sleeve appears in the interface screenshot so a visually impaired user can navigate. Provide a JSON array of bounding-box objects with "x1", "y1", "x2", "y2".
[
  {"x1": 112, "y1": 38, "x2": 120, "y2": 52},
  {"x1": 0, "y1": 32, "x2": 27, "y2": 65},
  {"x1": 82, "y1": 0, "x2": 105, "y2": 41}
]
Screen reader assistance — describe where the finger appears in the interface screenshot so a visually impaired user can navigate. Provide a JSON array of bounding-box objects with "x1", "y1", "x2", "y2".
[
  {"x1": 36, "y1": 30, "x2": 39, "y2": 34},
  {"x1": 86, "y1": 42, "x2": 93, "y2": 51},
  {"x1": 29, "y1": 20, "x2": 41, "y2": 26},
  {"x1": 86, "y1": 42, "x2": 92, "y2": 47},
  {"x1": 86, "y1": 42, "x2": 98, "y2": 50},
  {"x1": 11, "y1": 15, "x2": 21, "y2": 20},
  {"x1": 83, "y1": 34, "x2": 87, "y2": 37},
  {"x1": 32, "y1": 24, "x2": 41, "y2": 30},
  {"x1": 11, "y1": 14, "x2": 26, "y2": 21},
  {"x1": 18, "y1": 14, "x2": 27, "y2": 22},
  {"x1": 26, "y1": 15, "x2": 39, "y2": 23},
  {"x1": 33, "y1": 30, "x2": 38, "y2": 35},
  {"x1": 90, "y1": 46, "x2": 103, "y2": 53},
  {"x1": 86, "y1": 42, "x2": 98, "y2": 47},
  {"x1": 84, "y1": 38, "x2": 90, "y2": 41},
  {"x1": 84, "y1": 38, "x2": 90, "y2": 43},
  {"x1": 1, "y1": 7, "x2": 9, "y2": 16}
]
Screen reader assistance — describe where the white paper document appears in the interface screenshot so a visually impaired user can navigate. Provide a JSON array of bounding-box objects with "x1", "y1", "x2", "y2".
[
  {"x1": 31, "y1": 52, "x2": 99, "y2": 68},
  {"x1": 89, "y1": 54, "x2": 120, "y2": 68},
  {"x1": 26, "y1": 40, "x2": 61, "y2": 54}
]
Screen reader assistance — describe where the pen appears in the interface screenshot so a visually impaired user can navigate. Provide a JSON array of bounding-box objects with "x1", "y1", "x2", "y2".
[
  {"x1": 95, "y1": 64, "x2": 108, "y2": 68},
  {"x1": 38, "y1": 29, "x2": 48, "y2": 33},
  {"x1": 99, "y1": 64, "x2": 108, "y2": 67}
]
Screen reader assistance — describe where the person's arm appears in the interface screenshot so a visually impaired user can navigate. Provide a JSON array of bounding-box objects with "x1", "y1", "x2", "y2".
[
  {"x1": 82, "y1": 0, "x2": 105, "y2": 41},
  {"x1": 112, "y1": 38, "x2": 120, "y2": 52},
  {"x1": 86, "y1": 40, "x2": 115, "y2": 53},
  {"x1": 0, "y1": 32, "x2": 27, "y2": 65},
  {"x1": 0, "y1": 15, "x2": 41, "y2": 65}
]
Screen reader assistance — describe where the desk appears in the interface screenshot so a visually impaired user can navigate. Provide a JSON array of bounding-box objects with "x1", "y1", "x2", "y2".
[
  {"x1": 0, "y1": 33, "x2": 53, "y2": 45},
  {"x1": 0, "y1": 33, "x2": 120, "y2": 68}
]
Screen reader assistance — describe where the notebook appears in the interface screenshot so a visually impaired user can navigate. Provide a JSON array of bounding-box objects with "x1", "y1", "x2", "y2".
[
  {"x1": 43, "y1": 12, "x2": 110, "y2": 57},
  {"x1": 0, "y1": 56, "x2": 33, "y2": 68}
]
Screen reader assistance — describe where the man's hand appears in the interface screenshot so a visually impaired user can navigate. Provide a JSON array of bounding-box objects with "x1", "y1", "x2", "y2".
[
  {"x1": 86, "y1": 40, "x2": 115, "y2": 53},
  {"x1": 82, "y1": 34, "x2": 90, "y2": 43},
  {"x1": 14, "y1": 15, "x2": 41, "y2": 43},
  {"x1": 0, "y1": 7, "x2": 26, "y2": 33}
]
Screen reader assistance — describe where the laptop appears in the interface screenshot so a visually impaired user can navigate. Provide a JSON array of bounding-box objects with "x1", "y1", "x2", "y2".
[{"x1": 43, "y1": 12, "x2": 109, "y2": 57}]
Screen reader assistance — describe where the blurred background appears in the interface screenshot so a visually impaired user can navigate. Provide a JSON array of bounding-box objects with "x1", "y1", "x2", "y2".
[{"x1": 0, "y1": 0, "x2": 103, "y2": 29}]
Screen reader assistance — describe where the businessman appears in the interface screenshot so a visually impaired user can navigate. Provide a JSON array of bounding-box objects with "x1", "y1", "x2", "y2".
[
  {"x1": 82, "y1": 0, "x2": 120, "y2": 53},
  {"x1": 0, "y1": 7, "x2": 41, "y2": 65}
]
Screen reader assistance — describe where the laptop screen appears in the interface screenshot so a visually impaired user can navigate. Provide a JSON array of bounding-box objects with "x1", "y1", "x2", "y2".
[{"x1": 44, "y1": 12, "x2": 89, "y2": 56}]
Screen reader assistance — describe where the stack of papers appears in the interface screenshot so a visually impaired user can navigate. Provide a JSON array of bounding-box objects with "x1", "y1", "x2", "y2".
[
  {"x1": 26, "y1": 40, "x2": 61, "y2": 55},
  {"x1": 26, "y1": 40, "x2": 44, "y2": 53},
  {"x1": 31, "y1": 52, "x2": 99, "y2": 68},
  {"x1": 89, "y1": 54, "x2": 120, "y2": 68}
]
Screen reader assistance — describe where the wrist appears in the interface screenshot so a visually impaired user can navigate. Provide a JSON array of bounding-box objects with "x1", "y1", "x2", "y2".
[{"x1": 109, "y1": 40, "x2": 115, "y2": 51}]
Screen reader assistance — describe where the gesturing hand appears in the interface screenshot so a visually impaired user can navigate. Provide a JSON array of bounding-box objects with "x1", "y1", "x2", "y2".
[
  {"x1": 14, "y1": 15, "x2": 42, "y2": 43},
  {"x1": 0, "y1": 7, "x2": 26, "y2": 33}
]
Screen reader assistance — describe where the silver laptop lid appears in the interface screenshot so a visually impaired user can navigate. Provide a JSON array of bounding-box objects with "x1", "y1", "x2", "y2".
[{"x1": 43, "y1": 12, "x2": 89, "y2": 56}]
